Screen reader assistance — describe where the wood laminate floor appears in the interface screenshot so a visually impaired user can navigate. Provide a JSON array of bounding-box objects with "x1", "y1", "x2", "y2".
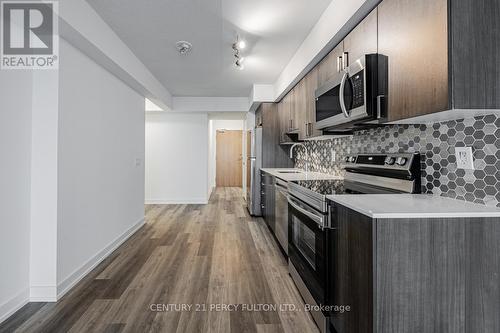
[{"x1": 1, "y1": 188, "x2": 318, "y2": 333}]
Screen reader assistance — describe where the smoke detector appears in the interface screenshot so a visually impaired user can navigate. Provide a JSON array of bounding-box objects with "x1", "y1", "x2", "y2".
[{"x1": 176, "y1": 41, "x2": 192, "y2": 55}]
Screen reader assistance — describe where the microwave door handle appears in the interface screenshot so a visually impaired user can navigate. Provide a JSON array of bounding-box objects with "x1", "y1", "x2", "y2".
[
  {"x1": 339, "y1": 72, "x2": 349, "y2": 118},
  {"x1": 287, "y1": 196, "x2": 326, "y2": 229}
]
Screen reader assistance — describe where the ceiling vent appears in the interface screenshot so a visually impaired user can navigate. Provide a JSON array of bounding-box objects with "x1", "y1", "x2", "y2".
[{"x1": 176, "y1": 41, "x2": 192, "y2": 55}]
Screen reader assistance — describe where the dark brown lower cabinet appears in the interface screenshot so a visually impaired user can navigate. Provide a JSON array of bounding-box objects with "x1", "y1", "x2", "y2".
[
  {"x1": 329, "y1": 203, "x2": 500, "y2": 333},
  {"x1": 261, "y1": 172, "x2": 275, "y2": 231}
]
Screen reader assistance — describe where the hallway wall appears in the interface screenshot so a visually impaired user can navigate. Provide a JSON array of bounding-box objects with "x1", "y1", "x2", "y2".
[
  {"x1": 56, "y1": 40, "x2": 146, "y2": 293},
  {"x1": 145, "y1": 112, "x2": 209, "y2": 204},
  {"x1": 0, "y1": 70, "x2": 33, "y2": 323}
]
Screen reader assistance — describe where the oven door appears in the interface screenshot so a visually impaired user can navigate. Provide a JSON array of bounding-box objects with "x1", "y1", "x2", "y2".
[{"x1": 288, "y1": 195, "x2": 328, "y2": 305}]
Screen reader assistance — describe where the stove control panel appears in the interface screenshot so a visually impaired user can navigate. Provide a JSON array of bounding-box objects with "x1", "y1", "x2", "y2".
[{"x1": 344, "y1": 153, "x2": 419, "y2": 172}]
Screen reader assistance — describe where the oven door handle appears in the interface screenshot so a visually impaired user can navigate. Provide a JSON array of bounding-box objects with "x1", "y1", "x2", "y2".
[
  {"x1": 288, "y1": 196, "x2": 326, "y2": 229},
  {"x1": 339, "y1": 71, "x2": 350, "y2": 118}
]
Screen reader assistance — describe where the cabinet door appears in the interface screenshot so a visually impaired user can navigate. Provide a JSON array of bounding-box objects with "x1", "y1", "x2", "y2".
[
  {"x1": 277, "y1": 99, "x2": 288, "y2": 142},
  {"x1": 378, "y1": 0, "x2": 449, "y2": 121},
  {"x1": 284, "y1": 93, "x2": 292, "y2": 133},
  {"x1": 330, "y1": 204, "x2": 374, "y2": 333},
  {"x1": 294, "y1": 79, "x2": 308, "y2": 140},
  {"x1": 304, "y1": 67, "x2": 322, "y2": 138},
  {"x1": 318, "y1": 42, "x2": 344, "y2": 87},
  {"x1": 343, "y1": 9, "x2": 378, "y2": 66},
  {"x1": 451, "y1": 0, "x2": 500, "y2": 108}
]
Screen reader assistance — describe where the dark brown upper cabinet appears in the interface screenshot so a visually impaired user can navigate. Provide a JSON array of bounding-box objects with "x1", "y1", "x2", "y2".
[
  {"x1": 343, "y1": 9, "x2": 378, "y2": 68},
  {"x1": 317, "y1": 42, "x2": 344, "y2": 87},
  {"x1": 379, "y1": 0, "x2": 500, "y2": 122},
  {"x1": 451, "y1": 0, "x2": 500, "y2": 109},
  {"x1": 378, "y1": 0, "x2": 449, "y2": 121},
  {"x1": 304, "y1": 68, "x2": 322, "y2": 138}
]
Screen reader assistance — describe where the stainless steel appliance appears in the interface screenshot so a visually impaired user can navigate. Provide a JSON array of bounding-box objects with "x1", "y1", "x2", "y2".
[
  {"x1": 287, "y1": 153, "x2": 421, "y2": 333},
  {"x1": 247, "y1": 127, "x2": 263, "y2": 216},
  {"x1": 315, "y1": 54, "x2": 388, "y2": 132},
  {"x1": 274, "y1": 178, "x2": 289, "y2": 254}
]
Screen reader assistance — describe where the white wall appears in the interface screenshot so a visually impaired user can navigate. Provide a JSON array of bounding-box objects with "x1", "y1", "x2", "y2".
[
  {"x1": 56, "y1": 40, "x2": 146, "y2": 293},
  {"x1": 0, "y1": 70, "x2": 33, "y2": 322},
  {"x1": 208, "y1": 119, "x2": 245, "y2": 192},
  {"x1": 29, "y1": 70, "x2": 59, "y2": 301},
  {"x1": 145, "y1": 113, "x2": 209, "y2": 204}
]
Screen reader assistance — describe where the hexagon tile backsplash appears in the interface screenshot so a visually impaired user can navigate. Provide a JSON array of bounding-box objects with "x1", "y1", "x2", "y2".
[{"x1": 294, "y1": 114, "x2": 500, "y2": 207}]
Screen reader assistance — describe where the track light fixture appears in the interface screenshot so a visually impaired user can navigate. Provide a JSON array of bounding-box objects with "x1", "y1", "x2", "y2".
[{"x1": 232, "y1": 36, "x2": 246, "y2": 70}]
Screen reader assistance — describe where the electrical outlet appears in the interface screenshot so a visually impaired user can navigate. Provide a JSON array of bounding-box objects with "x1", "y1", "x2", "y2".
[
  {"x1": 134, "y1": 158, "x2": 142, "y2": 167},
  {"x1": 455, "y1": 147, "x2": 474, "y2": 170}
]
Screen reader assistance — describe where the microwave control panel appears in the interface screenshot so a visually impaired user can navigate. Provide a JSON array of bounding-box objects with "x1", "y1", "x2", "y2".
[{"x1": 350, "y1": 70, "x2": 364, "y2": 109}]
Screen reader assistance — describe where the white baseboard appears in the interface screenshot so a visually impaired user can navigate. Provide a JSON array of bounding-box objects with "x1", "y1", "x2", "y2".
[
  {"x1": 145, "y1": 198, "x2": 208, "y2": 205},
  {"x1": 29, "y1": 286, "x2": 57, "y2": 302},
  {"x1": 207, "y1": 186, "x2": 215, "y2": 199},
  {"x1": 56, "y1": 217, "x2": 145, "y2": 300},
  {"x1": 0, "y1": 288, "x2": 29, "y2": 325}
]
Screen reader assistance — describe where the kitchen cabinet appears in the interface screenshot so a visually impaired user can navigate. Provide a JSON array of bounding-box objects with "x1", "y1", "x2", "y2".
[
  {"x1": 451, "y1": 0, "x2": 500, "y2": 108},
  {"x1": 329, "y1": 205, "x2": 373, "y2": 333},
  {"x1": 261, "y1": 172, "x2": 276, "y2": 230},
  {"x1": 277, "y1": 98, "x2": 290, "y2": 143},
  {"x1": 378, "y1": 0, "x2": 449, "y2": 121},
  {"x1": 260, "y1": 103, "x2": 293, "y2": 168},
  {"x1": 329, "y1": 202, "x2": 500, "y2": 333},
  {"x1": 294, "y1": 79, "x2": 308, "y2": 140},
  {"x1": 303, "y1": 67, "x2": 322, "y2": 138},
  {"x1": 288, "y1": 86, "x2": 300, "y2": 134},
  {"x1": 342, "y1": 9, "x2": 378, "y2": 68},
  {"x1": 317, "y1": 42, "x2": 344, "y2": 87},
  {"x1": 378, "y1": 0, "x2": 500, "y2": 121}
]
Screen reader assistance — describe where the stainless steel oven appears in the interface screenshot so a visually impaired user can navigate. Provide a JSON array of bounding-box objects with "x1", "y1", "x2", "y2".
[
  {"x1": 288, "y1": 194, "x2": 330, "y2": 333},
  {"x1": 287, "y1": 153, "x2": 421, "y2": 333},
  {"x1": 315, "y1": 54, "x2": 388, "y2": 131}
]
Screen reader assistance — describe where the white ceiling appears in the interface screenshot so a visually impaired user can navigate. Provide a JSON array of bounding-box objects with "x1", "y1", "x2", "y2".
[{"x1": 86, "y1": 0, "x2": 332, "y2": 97}]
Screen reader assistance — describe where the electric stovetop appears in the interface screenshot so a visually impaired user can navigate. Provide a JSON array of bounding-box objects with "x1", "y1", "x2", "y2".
[{"x1": 290, "y1": 179, "x2": 349, "y2": 196}]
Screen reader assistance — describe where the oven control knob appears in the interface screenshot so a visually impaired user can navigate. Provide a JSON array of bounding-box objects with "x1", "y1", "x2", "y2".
[
  {"x1": 349, "y1": 156, "x2": 356, "y2": 163},
  {"x1": 385, "y1": 156, "x2": 396, "y2": 165},
  {"x1": 396, "y1": 157, "x2": 408, "y2": 166},
  {"x1": 345, "y1": 156, "x2": 350, "y2": 163}
]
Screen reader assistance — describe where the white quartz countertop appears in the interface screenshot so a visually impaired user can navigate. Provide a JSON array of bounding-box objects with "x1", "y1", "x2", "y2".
[
  {"x1": 327, "y1": 194, "x2": 500, "y2": 219},
  {"x1": 260, "y1": 168, "x2": 342, "y2": 182}
]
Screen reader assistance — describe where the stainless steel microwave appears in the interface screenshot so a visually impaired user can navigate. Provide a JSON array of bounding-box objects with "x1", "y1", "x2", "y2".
[{"x1": 314, "y1": 54, "x2": 388, "y2": 131}]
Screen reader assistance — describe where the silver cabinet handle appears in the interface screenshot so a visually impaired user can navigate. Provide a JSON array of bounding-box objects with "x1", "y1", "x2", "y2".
[
  {"x1": 287, "y1": 196, "x2": 326, "y2": 229},
  {"x1": 339, "y1": 72, "x2": 350, "y2": 118},
  {"x1": 337, "y1": 56, "x2": 342, "y2": 72},
  {"x1": 342, "y1": 52, "x2": 349, "y2": 70}
]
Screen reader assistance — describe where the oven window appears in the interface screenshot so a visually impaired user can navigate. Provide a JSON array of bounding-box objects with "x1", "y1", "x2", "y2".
[{"x1": 292, "y1": 215, "x2": 316, "y2": 269}]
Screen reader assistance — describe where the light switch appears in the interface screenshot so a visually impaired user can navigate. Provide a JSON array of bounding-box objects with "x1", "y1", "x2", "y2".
[{"x1": 455, "y1": 147, "x2": 474, "y2": 170}]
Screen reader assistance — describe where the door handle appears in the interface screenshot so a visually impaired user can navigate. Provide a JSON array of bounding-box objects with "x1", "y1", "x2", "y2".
[
  {"x1": 339, "y1": 72, "x2": 350, "y2": 118},
  {"x1": 287, "y1": 196, "x2": 326, "y2": 229}
]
